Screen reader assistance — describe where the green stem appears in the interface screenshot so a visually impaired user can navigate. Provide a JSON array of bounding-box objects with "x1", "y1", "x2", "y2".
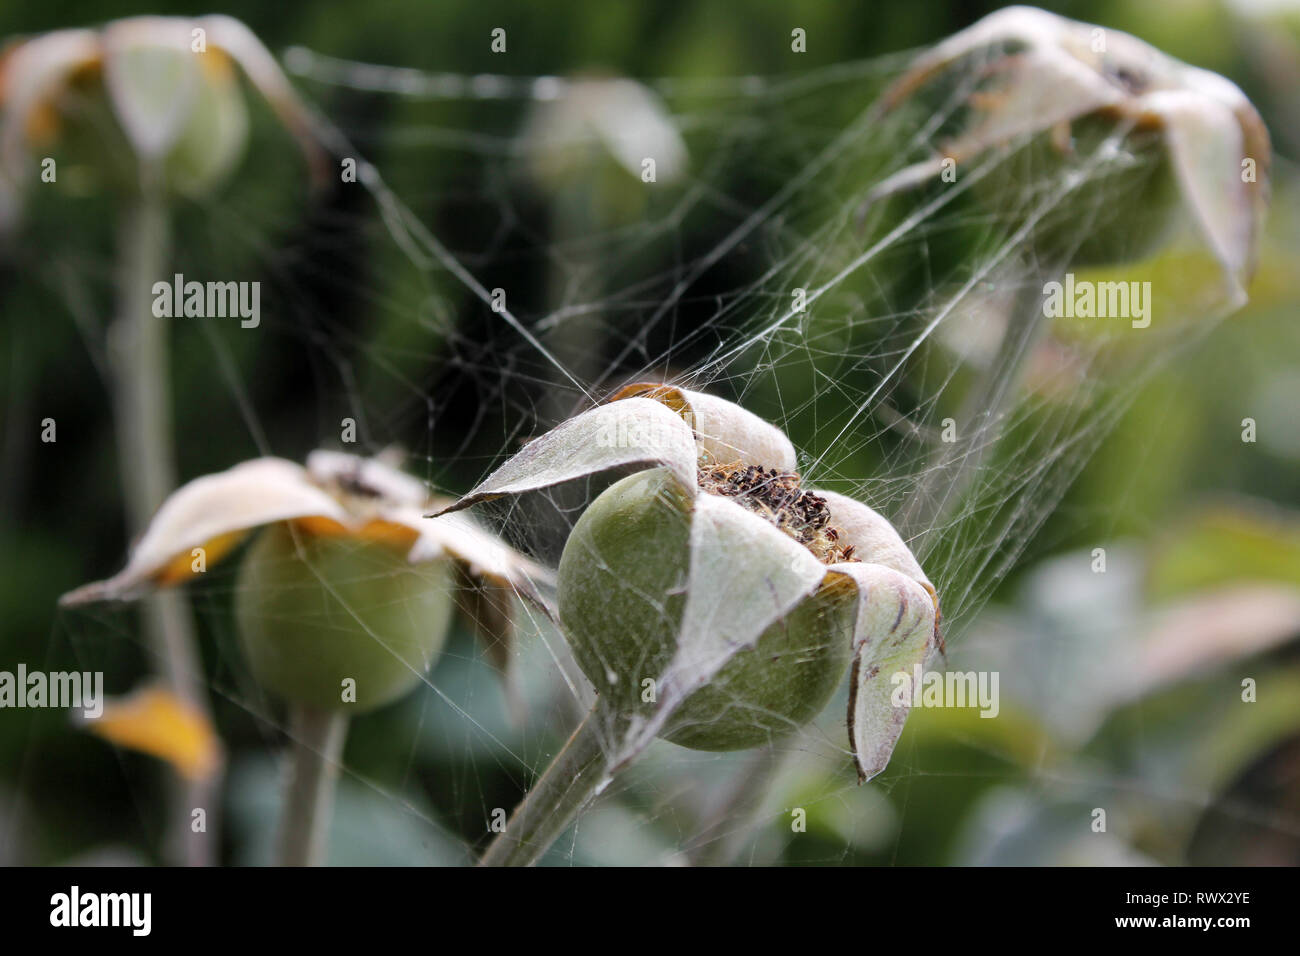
[
  {"x1": 277, "y1": 706, "x2": 349, "y2": 867},
  {"x1": 108, "y1": 182, "x2": 218, "y2": 866},
  {"x1": 111, "y1": 183, "x2": 174, "y2": 523},
  {"x1": 479, "y1": 707, "x2": 611, "y2": 867}
]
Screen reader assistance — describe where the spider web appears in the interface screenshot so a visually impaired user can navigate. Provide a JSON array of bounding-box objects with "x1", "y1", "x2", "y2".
[{"x1": 35, "y1": 38, "x2": 1257, "y2": 866}]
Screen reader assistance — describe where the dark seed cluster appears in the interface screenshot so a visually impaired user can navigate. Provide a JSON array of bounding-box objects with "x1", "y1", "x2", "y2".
[{"x1": 698, "y1": 463, "x2": 857, "y2": 565}]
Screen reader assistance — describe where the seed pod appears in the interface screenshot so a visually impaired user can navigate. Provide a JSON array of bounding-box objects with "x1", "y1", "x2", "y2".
[
  {"x1": 560, "y1": 468, "x2": 855, "y2": 750},
  {"x1": 435, "y1": 384, "x2": 940, "y2": 781},
  {"x1": 867, "y1": 6, "x2": 1271, "y2": 298},
  {"x1": 0, "y1": 15, "x2": 327, "y2": 226},
  {"x1": 61, "y1": 452, "x2": 551, "y2": 715},
  {"x1": 971, "y1": 117, "x2": 1183, "y2": 269},
  {"x1": 235, "y1": 522, "x2": 455, "y2": 713}
]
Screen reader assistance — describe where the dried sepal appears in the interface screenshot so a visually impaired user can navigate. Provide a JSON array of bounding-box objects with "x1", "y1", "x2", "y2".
[
  {"x1": 1147, "y1": 88, "x2": 1259, "y2": 282},
  {"x1": 829, "y1": 562, "x2": 938, "y2": 781},
  {"x1": 429, "y1": 396, "x2": 698, "y2": 516},
  {"x1": 101, "y1": 18, "x2": 206, "y2": 160},
  {"x1": 414, "y1": 507, "x2": 554, "y2": 611},
  {"x1": 815, "y1": 488, "x2": 934, "y2": 596},
  {"x1": 872, "y1": 5, "x2": 1271, "y2": 295},
  {"x1": 0, "y1": 29, "x2": 101, "y2": 162},
  {"x1": 0, "y1": 30, "x2": 99, "y2": 227},
  {"x1": 195, "y1": 14, "x2": 329, "y2": 186},
  {"x1": 453, "y1": 569, "x2": 527, "y2": 723},
  {"x1": 878, "y1": 6, "x2": 1111, "y2": 112},
  {"x1": 612, "y1": 382, "x2": 798, "y2": 472},
  {"x1": 59, "y1": 458, "x2": 348, "y2": 605}
]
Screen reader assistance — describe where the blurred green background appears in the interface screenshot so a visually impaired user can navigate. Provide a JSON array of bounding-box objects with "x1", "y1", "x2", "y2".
[{"x1": 1, "y1": 0, "x2": 1298, "y2": 865}]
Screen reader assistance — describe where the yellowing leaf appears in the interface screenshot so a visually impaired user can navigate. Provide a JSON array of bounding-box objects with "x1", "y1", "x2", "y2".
[{"x1": 83, "y1": 685, "x2": 221, "y2": 782}]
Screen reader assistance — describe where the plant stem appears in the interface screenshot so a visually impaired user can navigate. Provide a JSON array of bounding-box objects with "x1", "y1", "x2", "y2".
[
  {"x1": 479, "y1": 707, "x2": 611, "y2": 867},
  {"x1": 108, "y1": 181, "x2": 219, "y2": 866},
  {"x1": 277, "y1": 706, "x2": 349, "y2": 867}
]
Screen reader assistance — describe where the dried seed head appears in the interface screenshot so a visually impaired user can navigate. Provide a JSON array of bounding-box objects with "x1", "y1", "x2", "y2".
[
  {"x1": 697, "y1": 462, "x2": 856, "y2": 565},
  {"x1": 558, "y1": 468, "x2": 856, "y2": 753}
]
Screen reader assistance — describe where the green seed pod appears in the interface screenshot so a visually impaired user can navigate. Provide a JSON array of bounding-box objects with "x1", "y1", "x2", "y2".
[
  {"x1": 42, "y1": 52, "x2": 250, "y2": 198},
  {"x1": 0, "y1": 16, "x2": 326, "y2": 227},
  {"x1": 158, "y1": 52, "x2": 251, "y2": 196},
  {"x1": 235, "y1": 522, "x2": 455, "y2": 713},
  {"x1": 435, "y1": 384, "x2": 939, "y2": 780},
  {"x1": 60, "y1": 452, "x2": 550, "y2": 719},
  {"x1": 559, "y1": 468, "x2": 855, "y2": 751},
  {"x1": 869, "y1": 6, "x2": 1270, "y2": 296},
  {"x1": 973, "y1": 118, "x2": 1182, "y2": 269}
]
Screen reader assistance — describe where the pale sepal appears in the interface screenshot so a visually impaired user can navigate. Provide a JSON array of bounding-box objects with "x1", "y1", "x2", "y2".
[
  {"x1": 613, "y1": 383, "x2": 798, "y2": 472},
  {"x1": 59, "y1": 458, "x2": 349, "y2": 605},
  {"x1": 429, "y1": 397, "x2": 698, "y2": 517},
  {"x1": 613, "y1": 494, "x2": 826, "y2": 768},
  {"x1": 830, "y1": 562, "x2": 938, "y2": 782}
]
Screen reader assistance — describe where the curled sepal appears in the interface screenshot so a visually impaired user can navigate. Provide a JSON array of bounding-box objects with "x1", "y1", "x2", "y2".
[
  {"x1": 815, "y1": 488, "x2": 934, "y2": 597},
  {"x1": 520, "y1": 77, "x2": 688, "y2": 186},
  {"x1": 830, "y1": 562, "x2": 938, "y2": 782},
  {"x1": 0, "y1": 30, "x2": 101, "y2": 221},
  {"x1": 614, "y1": 493, "x2": 826, "y2": 767},
  {"x1": 419, "y1": 508, "x2": 557, "y2": 722},
  {"x1": 1146, "y1": 88, "x2": 1259, "y2": 292},
  {"x1": 453, "y1": 571, "x2": 527, "y2": 722},
  {"x1": 872, "y1": 5, "x2": 1271, "y2": 296},
  {"x1": 101, "y1": 18, "x2": 204, "y2": 161},
  {"x1": 429, "y1": 397, "x2": 698, "y2": 516},
  {"x1": 879, "y1": 6, "x2": 1109, "y2": 112},
  {"x1": 59, "y1": 458, "x2": 348, "y2": 605},
  {"x1": 612, "y1": 383, "x2": 797, "y2": 472},
  {"x1": 413, "y1": 508, "x2": 555, "y2": 609},
  {"x1": 196, "y1": 15, "x2": 330, "y2": 186}
]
